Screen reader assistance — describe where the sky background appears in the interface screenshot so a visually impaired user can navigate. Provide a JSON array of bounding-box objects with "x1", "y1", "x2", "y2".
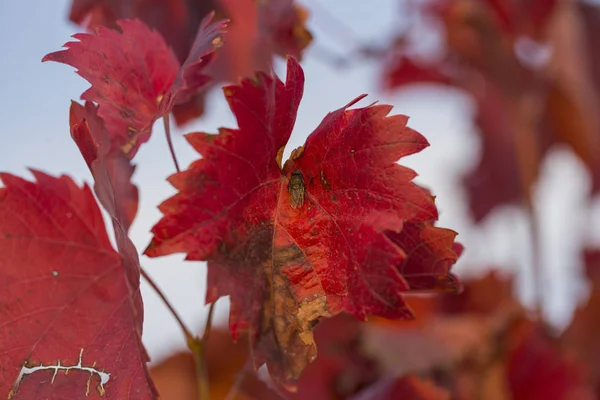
[{"x1": 1, "y1": 0, "x2": 598, "y2": 365}]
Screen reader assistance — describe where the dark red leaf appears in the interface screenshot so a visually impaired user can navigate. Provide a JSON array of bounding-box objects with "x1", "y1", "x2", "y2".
[
  {"x1": 70, "y1": 100, "x2": 138, "y2": 232},
  {"x1": 43, "y1": 16, "x2": 226, "y2": 158},
  {"x1": 0, "y1": 172, "x2": 155, "y2": 399},
  {"x1": 67, "y1": 0, "x2": 312, "y2": 125},
  {"x1": 144, "y1": 57, "x2": 460, "y2": 387}
]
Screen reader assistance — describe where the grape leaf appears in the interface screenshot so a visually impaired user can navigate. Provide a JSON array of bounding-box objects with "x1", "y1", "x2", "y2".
[
  {"x1": 0, "y1": 171, "x2": 155, "y2": 399},
  {"x1": 70, "y1": 100, "x2": 138, "y2": 232},
  {"x1": 66, "y1": 0, "x2": 312, "y2": 125},
  {"x1": 386, "y1": 220, "x2": 462, "y2": 293},
  {"x1": 43, "y1": 15, "x2": 227, "y2": 158},
  {"x1": 144, "y1": 56, "x2": 460, "y2": 387}
]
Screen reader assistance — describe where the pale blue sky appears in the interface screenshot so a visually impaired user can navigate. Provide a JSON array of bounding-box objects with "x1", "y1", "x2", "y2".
[{"x1": 1, "y1": 0, "x2": 595, "y2": 364}]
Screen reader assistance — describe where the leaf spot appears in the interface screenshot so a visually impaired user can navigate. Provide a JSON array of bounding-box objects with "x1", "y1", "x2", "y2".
[{"x1": 9, "y1": 348, "x2": 110, "y2": 399}]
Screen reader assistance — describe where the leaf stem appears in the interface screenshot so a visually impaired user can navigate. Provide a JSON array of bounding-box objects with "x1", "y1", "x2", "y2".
[
  {"x1": 140, "y1": 268, "x2": 217, "y2": 399},
  {"x1": 140, "y1": 267, "x2": 195, "y2": 343},
  {"x1": 163, "y1": 114, "x2": 181, "y2": 173},
  {"x1": 195, "y1": 302, "x2": 216, "y2": 400}
]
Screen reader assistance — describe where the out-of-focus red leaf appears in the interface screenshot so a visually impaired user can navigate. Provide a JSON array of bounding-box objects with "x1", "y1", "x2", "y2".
[
  {"x1": 382, "y1": 56, "x2": 452, "y2": 90},
  {"x1": 67, "y1": 0, "x2": 312, "y2": 125},
  {"x1": 507, "y1": 319, "x2": 594, "y2": 400},
  {"x1": 361, "y1": 273, "x2": 595, "y2": 399},
  {"x1": 349, "y1": 374, "x2": 450, "y2": 400},
  {"x1": 43, "y1": 16, "x2": 226, "y2": 158},
  {"x1": 70, "y1": 100, "x2": 138, "y2": 232},
  {"x1": 439, "y1": 270, "x2": 515, "y2": 315},
  {"x1": 144, "y1": 57, "x2": 460, "y2": 388},
  {"x1": 482, "y1": 0, "x2": 558, "y2": 38},
  {"x1": 462, "y1": 79, "x2": 547, "y2": 221},
  {"x1": 381, "y1": 0, "x2": 591, "y2": 221},
  {"x1": 562, "y1": 250, "x2": 600, "y2": 395},
  {"x1": 0, "y1": 172, "x2": 155, "y2": 399}
]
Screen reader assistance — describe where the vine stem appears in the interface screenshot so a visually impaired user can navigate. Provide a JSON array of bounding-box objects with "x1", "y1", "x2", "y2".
[{"x1": 163, "y1": 114, "x2": 181, "y2": 173}]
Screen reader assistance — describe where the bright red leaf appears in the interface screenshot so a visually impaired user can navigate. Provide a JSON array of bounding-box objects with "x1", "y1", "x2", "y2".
[
  {"x1": 144, "y1": 57, "x2": 460, "y2": 387},
  {"x1": 67, "y1": 0, "x2": 312, "y2": 125},
  {"x1": 43, "y1": 15, "x2": 227, "y2": 158},
  {"x1": 0, "y1": 172, "x2": 155, "y2": 399}
]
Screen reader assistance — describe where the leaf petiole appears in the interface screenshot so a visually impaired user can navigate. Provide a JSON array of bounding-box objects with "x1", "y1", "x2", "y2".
[{"x1": 163, "y1": 114, "x2": 181, "y2": 173}]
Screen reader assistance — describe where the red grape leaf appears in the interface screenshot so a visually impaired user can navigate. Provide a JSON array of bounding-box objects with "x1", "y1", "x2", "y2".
[
  {"x1": 70, "y1": 100, "x2": 138, "y2": 232},
  {"x1": 67, "y1": 0, "x2": 312, "y2": 125},
  {"x1": 43, "y1": 15, "x2": 227, "y2": 158},
  {"x1": 144, "y1": 57, "x2": 460, "y2": 387},
  {"x1": 0, "y1": 171, "x2": 155, "y2": 399},
  {"x1": 386, "y1": 220, "x2": 462, "y2": 293}
]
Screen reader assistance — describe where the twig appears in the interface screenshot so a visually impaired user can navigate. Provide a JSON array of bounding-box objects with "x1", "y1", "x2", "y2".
[{"x1": 163, "y1": 114, "x2": 181, "y2": 173}]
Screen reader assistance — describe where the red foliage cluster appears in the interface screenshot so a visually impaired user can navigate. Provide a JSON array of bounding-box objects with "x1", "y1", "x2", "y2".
[
  {"x1": 2, "y1": 0, "x2": 600, "y2": 399},
  {"x1": 68, "y1": 0, "x2": 312, "y2": 125},
  {"x1": 383, "y1": 0, "x2": 600, "y2": 221},
  {"x1": 0, "y1": 1, "x2": 463, "y2": 398}
]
